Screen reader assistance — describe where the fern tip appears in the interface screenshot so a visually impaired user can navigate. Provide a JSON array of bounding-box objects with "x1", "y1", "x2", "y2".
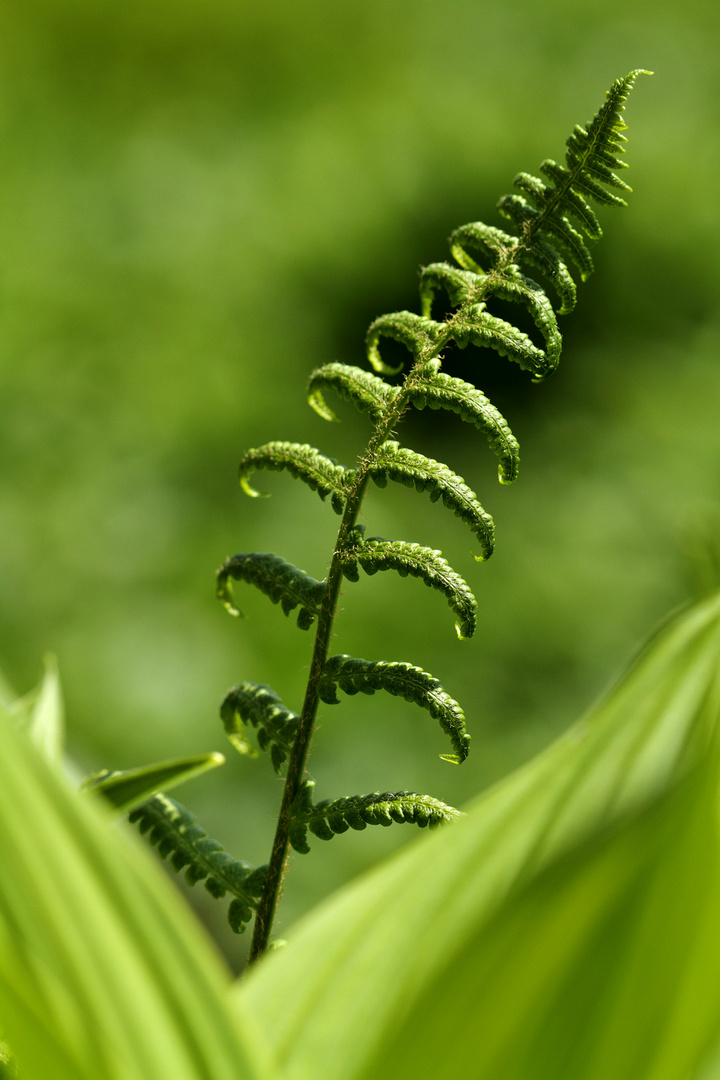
[
  {"x1": 239, "y1": 475, "x2": 270, "y2": 499},
  {"x1": 308, "y1": 389, "x2": 340, "y2": 423},
  {"x1": 227, "y1": 731, "x2": 258, "y2": 758},
  {"x1": 216, "y1": 579, "x2": 244, "y2": 617},
  {"x1": 368, "y1": 352, "x2": 404, "y2": 377}
]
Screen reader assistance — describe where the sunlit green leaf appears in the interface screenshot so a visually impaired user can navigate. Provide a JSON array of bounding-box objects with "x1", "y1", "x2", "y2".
[
  {"x1": 237, "y1": 592, "x2": 720, "y2": 1080},
  {"x1": 0, "y1": 715, "x2": 273, "y2": 1080},
  {"x1": 82, "y1": 751, "x2": 226, "y2": 815}
]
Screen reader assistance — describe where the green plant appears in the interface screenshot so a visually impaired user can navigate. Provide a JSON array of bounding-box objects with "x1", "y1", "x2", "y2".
[
  {"x1": 8, "y1": 69, "x2": 720, "y2": 1080},
  {"x1": 117, "y1": 68, "x2": 650, "y2": 962}
]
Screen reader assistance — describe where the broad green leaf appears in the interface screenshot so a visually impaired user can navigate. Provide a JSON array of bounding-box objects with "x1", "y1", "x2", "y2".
[
  {"x1": 82, "y1": 751, "x2": 226, "y2": 815},
  {"x1": 236, "y1": 592, "x2": 720, "y2": 1080},
  {"x1": 360, "y1": 758, "x2": 720, "y2": 1080},
  {"x1": 0, "y1": 715, "x2": 273, "y2": 1080}
]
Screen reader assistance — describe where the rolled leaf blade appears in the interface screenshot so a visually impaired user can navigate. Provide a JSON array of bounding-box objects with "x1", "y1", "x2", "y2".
[{"x1": 82, "y1": 751, "x2": 226, "y2": 815}]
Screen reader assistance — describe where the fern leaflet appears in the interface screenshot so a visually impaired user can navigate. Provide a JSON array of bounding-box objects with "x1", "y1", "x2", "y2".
[
  {"x1": 238, "y1": 441, "x2": 351, "y2": 514},
  {"x1": 129, "y1": 794, "x2": 267, "y2": 933},
  {"x1": 318, "y1": 654, "x2": 470, "y2": 764},
  {"x1": 288, "y1": 779, "x2": 461, "y2": 853},
  {"x1": 308, "y1": 362, "x2": 399, "y2": 424},
  {"x1": 217, "y1": 552, "x2": 326, "y2": 629},
  {"x1": 369, "y1": 441, "x2": 495, "y2": 560},
  {"x1": 407, "y1": 359, "x2": 520, "y2": 483},
  {"x1": 221, "y1": 682, "x2": 300, "y2": 774},
  {"x1": 340, "y1": 529, "x2": 477, "y2": 639},
  {"x1": 366, "y1": 312, "x2": 445, "y2": 373}
]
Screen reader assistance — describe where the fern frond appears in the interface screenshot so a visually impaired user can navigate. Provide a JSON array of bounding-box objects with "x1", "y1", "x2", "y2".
[
  {"x1": 287, "y1": 779, "x2": 461, "y2": 853},
  {"x1": 217, "y1": 552, "x2": 326, "y2": 629},
  {"x1": 238, "y1": 441, "x2": 351, "y2": 514},
  {"x1": 498, "y1": 69, "x2": 649, "y2": 293},
  {"x1": 307, "y1": 362, "x2": 399, "y2": 424},
  {"x1": 369, "y1": 440, "x2": 494, "y2": 560},
  {"x1": 366, "y1": 311, "x2": 445, "y2": 374},
  {"x1": 128, "y1": 793, "x2": 267, "y2": 933},
  {"x1": 220, "y1": 682, "x2": 300, "y2": 774},
  {"x1": 216, "y1": 73, "x2": 648, "y2": 961},
  {"x1": 340, "y1": 530, "x2": 477, "y2": 639},
  {"x1": 441, "y1": 70, "x2": 646, "y2": 338},
  {"x1": 409, "y1": 359, "x2": 520, "y2": 483},
  {"x1": 318, "y1": 654, "x2": 470, "y2": 764}
]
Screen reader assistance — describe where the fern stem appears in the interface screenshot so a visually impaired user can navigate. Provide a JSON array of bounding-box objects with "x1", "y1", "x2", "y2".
[
  {"x1": 247, "y1": 477, "x2": 368, "y2": 961},
  {"x1": 246, "y1": 314, "x2": 485, "y2": 962},
  {"x1": 248, "y1": 256, "x2": 538, "y2": 961},
  {"x1": 245, "y1": 72, "x2": 645, "y2": 962},
  {"x1": 247, "y1": 368, "x2": 439, "y2": 960}
]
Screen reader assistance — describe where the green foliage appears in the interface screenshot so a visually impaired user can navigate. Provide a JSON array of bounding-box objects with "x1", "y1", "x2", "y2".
[
  {"x1": 6, "y1": 586, "x2": 720, "y2": 1077},
  {"x1": 15, "y1": 66, "x2": 720, "y2": 1080},
  {"x1": 339, "y1": 528, "x2": 477, "y2": 639},
  {"x1": 0, "y1": 703, "x2": 269, "y2": 1080},
  {"x1": 123, "y1": 70, "x2": 649, "y2": 959},
  {"x1": 0, "y1": 656, "x2": 64, "y2": 770},
  {"x1": 128, "y1": 793, "x2": 267, "y2": 934},
  {"x1": 220, "y1": 682, "x2": 300, "y2": 774},
  {"x1": 288, "y1": 778, "x2": 461, "y2": 854},
  {"x1": 237, "y1": 590, "x2": 720, "y2": 1080},
  {"x1": 216, "y1": 552, "x2": 327, "y2": 629},
  {"x1": 367, "y1": 440, "x2": 496, "y2": 559},
  {"x1": 82, "y1": 752, "x2": 225, "y2": 814},
  {"x1": 317, "y1": 654, "x2": 470, "y2": 764}
]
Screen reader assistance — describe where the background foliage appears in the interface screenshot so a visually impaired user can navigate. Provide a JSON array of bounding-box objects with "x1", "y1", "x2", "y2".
[{"x1": 1, "y1": 0, "x2": 719, "y2": 966}]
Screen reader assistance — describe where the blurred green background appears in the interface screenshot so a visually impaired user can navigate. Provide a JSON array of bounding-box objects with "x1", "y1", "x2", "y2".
[{"x1": 1, "y1": 0, "x2": 719, "y2": 967}]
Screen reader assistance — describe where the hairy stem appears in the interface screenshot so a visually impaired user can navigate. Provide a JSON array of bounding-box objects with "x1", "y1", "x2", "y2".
[
  {"x1": 247, "y1": 351, "x2": 446, "y2": 962},
  {"x1": 246, "y1": 487, "x2": 365, "y2": 962},
  {"x1": 243, "y1": 73, "x2": 642, "y2": 963},
  {"x1": 246, "y1": 206, "x2": 553, "y2": 963}
]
